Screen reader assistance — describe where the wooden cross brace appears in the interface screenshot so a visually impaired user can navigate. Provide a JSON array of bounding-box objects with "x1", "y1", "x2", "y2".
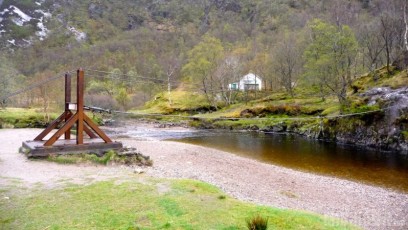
[{"x1": 34, "y1": 69, "x2": 113, "y2": 146}]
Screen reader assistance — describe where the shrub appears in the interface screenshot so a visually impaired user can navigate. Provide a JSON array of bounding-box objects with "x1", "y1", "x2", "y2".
[
  {"x1": 10, "y1": 24, "x2": 35, "y2": 39},
  {"x1": 246, "y1": 214, "x2": 268, "y2": 230}
]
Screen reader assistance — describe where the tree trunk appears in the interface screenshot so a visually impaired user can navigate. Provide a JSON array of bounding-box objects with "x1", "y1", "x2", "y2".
[
  {"x1": 404, "y1": 0, "x2": 408, "y2": 52},
  {"x1": 167, "y1": 75, "x2": 172, "y2": 106}
]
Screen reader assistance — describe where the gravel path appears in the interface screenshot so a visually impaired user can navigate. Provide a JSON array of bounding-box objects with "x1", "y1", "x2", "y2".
[
  {"x1": 0, "y1": 129, "x2": 133, "y2": 189},
  {"x1": 0, "y1": 128, "x2": 407, "y2": 229}
]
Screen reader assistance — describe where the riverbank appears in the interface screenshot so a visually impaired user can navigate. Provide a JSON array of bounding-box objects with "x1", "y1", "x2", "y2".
[
  {"x1": 123, "y1": 139, "x2": 408, "y2": 230},
  {"x1": 139, "y1": 68, "x2": 408, "y2": 154},
  {"x1": 0, "y1": 128, "x2": 407, "y2": 229}
]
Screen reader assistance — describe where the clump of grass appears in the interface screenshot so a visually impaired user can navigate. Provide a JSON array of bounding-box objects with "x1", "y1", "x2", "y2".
[
  {"x1": 246, "y1": 214, "x2": 269, "y2": 230},
  {"x1": 401, "y1": 131, "x2": 408, "y2": 141},
  {"x1": 343, "y1": 104, "x2": 380, "y2": 114},
  {"x1": 46, "y1": 150, "x2": 152, "y2": 166},
  {"x1": 47, "y1": 155, "x2": 79, "y2": 164},
  {"x1": 218, "y1": 195, "x2": 226, "y2": 200}
]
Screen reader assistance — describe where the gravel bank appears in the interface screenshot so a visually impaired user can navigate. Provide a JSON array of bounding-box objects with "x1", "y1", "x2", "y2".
[
  {"x1": 0, "y1": 128, "x2": 407, "y2": 229},
  {"x1": 122, "y1": 139, "x2": 408, "y2": 230}
]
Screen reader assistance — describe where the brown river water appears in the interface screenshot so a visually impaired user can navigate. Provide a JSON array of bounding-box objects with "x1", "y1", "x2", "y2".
[
  {"x1": 122, "y1": 126, "x2": 408, "y2": 193},
  {"x1": 172, "y1": 131, "x2": 408, "y2": 193}
]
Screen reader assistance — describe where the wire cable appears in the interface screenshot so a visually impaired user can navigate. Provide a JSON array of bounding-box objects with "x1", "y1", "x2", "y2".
[
  {"x1": 1, "y1": 70, "x2": 76, "y2": 102},
  {"x1": 88, "y1": 104, "x2": 398, "y2": 122}
]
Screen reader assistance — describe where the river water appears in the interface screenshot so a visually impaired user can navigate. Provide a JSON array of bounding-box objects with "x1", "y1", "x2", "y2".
[{"x1": 123, "y1": 126, "x2": 408, "y2": 192}]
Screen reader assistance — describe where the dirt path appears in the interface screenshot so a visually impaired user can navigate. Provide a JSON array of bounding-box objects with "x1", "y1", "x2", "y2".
[
  {"x1": 0, "y1": 128, "x2": 407, "y2": 229},
  {"x1": 0, "y1": 129, "x2": 133, "y2": 188}
]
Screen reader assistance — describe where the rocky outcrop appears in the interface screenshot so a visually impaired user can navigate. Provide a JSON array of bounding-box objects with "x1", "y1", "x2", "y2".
[
  {"x1": 226, "y1": 86, "x2": 408, "y2": 154},
  {"x1": 334, "y1": 88, "x2": 407, "y2": 152},
  {"x1": 309, "y1": 87, "x2": 408, "y2": 153}
]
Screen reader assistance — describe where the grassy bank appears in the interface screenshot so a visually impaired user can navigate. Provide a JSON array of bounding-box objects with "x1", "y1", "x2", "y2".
[
  {"x1": 0, "y1": 108, "x2": 104, "y2": 129},
  {"x1": 0, "y1": 178, "x2": 357, "y2": 229},
  {"x1": 142, "y1": 66, "x2": 406, "y2": 120},
  {"x1": 0, "y1": 108, "x2": 57, "y2": 128}
]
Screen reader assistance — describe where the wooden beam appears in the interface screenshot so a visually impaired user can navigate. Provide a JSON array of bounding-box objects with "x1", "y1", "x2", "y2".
[
  {"x1": 35, "y1": 69, "x2": 118, "y2": 149},
  {"x1": 84, "y1": 114, "x2": 112, "y2": 143},
  {"x1": 44, "y1": 113, "x2": 79, "y2": 146},
  {"x1": 84, "y1": 125, "x2": 98, "y2": 138},
  {"x1": 64, "y1": 73, "x2": 72, "y2": 140},
  {"x1": 34, "y1": 112, "x2": 66, "y2": 141},
  {"x1": 76, "y1": 69, "x2": 84, "y2": 145}
]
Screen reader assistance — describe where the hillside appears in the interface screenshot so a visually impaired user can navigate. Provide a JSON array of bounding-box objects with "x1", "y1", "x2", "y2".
[
  {"x1": 143, "y1": 67, "x2": 408, "y2": 152},
  {"x1": 0, "y1": 0, "x2": 407, "y2": 151}
]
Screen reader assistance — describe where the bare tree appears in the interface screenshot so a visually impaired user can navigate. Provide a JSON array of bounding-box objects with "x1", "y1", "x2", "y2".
[
  {"x1": 377, "y1": 0, "x2": 405, "y2": 73},
  {"x1": 405, "y1": 0, "x2": 408, "y2": 51},
  {"x1": 273, "y1": 33, "x2": 302, "y2": 97},
  {"x1": 380, "y1": 14, "x2": 398, "y2": 73},
  {"x1": 214, "y1": 55, "x2": 242, "y2": 105},
  {"x1": 358, "y1": 20, "x2": 385, "y2": 73},
  {"x1": 0, "y1": 56, "x2": 19, "y2": 108},
  {"x1": 32, "y1": 71, "x2": 61, "y2": 121},
  {"x1": 159, "y1": 55, "x2": 180, "y2": 106}
]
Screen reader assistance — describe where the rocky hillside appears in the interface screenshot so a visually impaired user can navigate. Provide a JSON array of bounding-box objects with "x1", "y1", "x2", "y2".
[
  {"x1": 0, "y1": 0, "x2": 86, "y2": 48},
  {"x1": 0, "y1": 0, "x2": 407, "y2": 153},
  {"x1": 160, "y1": 68, "x2": 408, "y2": 153},
  {"x1": 330, "y1": 86, "x2": 408, "y2": 152}
]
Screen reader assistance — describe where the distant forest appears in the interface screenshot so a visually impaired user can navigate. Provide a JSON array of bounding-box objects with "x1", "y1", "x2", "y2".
[{"x1": 1, "y1": 0, "x2": 407, "y2": 110}]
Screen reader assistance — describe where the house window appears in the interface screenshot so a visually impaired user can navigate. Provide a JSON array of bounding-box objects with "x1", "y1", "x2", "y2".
[
  {"x1": 244, "y1": 84, "x2": 259, "y2": 91},
  {"x1": 231, "y1": 83, "x2": 238, "y2": 90}
]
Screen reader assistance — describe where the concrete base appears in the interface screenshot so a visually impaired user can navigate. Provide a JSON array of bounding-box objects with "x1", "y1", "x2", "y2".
[{"x1": 21, "y1": 139, "x2": 123, "y2": 157}]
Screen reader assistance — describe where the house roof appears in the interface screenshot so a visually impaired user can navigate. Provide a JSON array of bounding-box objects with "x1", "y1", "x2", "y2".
[{"x1": 242, "y1": 73, "x2": 261, "y2": 79}]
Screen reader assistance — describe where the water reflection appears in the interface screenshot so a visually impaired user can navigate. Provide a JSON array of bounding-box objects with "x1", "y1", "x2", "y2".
[{"x1": 170, "y1": 131, "x2": 408, "y2": 192}]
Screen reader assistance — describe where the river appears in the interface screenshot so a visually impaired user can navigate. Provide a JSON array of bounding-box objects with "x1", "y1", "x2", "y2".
[{"x1": 122, "y1": 126, "x2": 408, "y2": 192}]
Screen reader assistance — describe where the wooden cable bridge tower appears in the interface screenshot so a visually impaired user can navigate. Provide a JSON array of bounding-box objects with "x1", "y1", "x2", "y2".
[{"x1": 22, "y1": 69, "x2": 123, "y2": 157}]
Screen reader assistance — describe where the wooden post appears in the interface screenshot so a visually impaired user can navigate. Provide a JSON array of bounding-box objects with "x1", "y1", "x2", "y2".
[
  {"x1": 64, "y1": 73, "x2": 71, "y2": 140},
  {"x1": 76, "y1": 69, "x2": 84, "y2": 145},
  {"x1": 33, "y1": 68, "x2": 117, "y2": 149}
]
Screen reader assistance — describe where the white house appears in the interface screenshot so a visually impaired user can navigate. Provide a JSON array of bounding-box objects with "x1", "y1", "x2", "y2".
[{"x1": 228, "y1": 73, "x2": 263, "y2": 91}]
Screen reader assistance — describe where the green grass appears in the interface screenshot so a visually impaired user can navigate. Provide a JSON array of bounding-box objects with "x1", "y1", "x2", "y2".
[
  {"x1": 47, "y1": 152, "x2": 114, "y2": 165},
  {"x1": 136, "y1": 66, "x2": 407, "y2": 125},
  {"x1": 0, "y1": 108, "x2": 57, "y2": 128},
  {"x1": 0, "y1": 179, "x2": 358, "y2": 230},
  {"x1": 46, "y1": 150, "x2": 153, "y2": 166},
  {"x1": 351, "y1": 66, "x2": 408, "y2": 92},
  {"x1": 400, "y1": 130, "x2": 408, "y2": 141},
  {"x1": 0, "y1": 107, "x2": 105, "y2": 128},
  {"x1": 141, "y1": 91, "x2": 211, "y2": 114}
]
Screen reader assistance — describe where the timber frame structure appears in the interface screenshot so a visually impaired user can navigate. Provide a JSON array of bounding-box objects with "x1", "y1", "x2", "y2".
[{"x1": 22, "y1": 69, "x2": 122, "y2": 157}]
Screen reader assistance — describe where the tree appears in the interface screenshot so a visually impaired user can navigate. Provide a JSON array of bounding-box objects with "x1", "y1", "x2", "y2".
[
  {"x1": 273, "y1": 32, "x2": 302, "y2": 97},
  {"x1": 248, "y1": 52, "x2": 270, "y2": 93},
  {"x1": 404, "y1": 0, "x2": 408, "y2": 52},
  {"x1": 358, "y1": 20, "x2": 385, "y2": 72},
  {"x1": 380, "y1": 13, "x2": 398, "y2": 73},
  {"x1": 182, "y1": 35, "x2": 224, "y2": 107},
  {"x1": 376, "y1": 0, "x2": 405, "y2": 73},
  {"x1": 87, "y1": 68, "x2": 123, "y2": 96},
  {"x1": 0, "y1": 55, "x2": 19, "y2": 108},
  {"x1": 214, "y1": 54, "x2": 243, "y2": 105},
  {"x1": 115, "y1": 88, "x2": 130, "y2": 110},
  {"x1": 158, "y1": 48, "x2": 182, "y2": 106},
  {"x1": 31, "y1": 70, "x2": 62, "y2": 121},
  {"x1": 303, "y1": 19, "x2": 358, "y2": 106}
]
